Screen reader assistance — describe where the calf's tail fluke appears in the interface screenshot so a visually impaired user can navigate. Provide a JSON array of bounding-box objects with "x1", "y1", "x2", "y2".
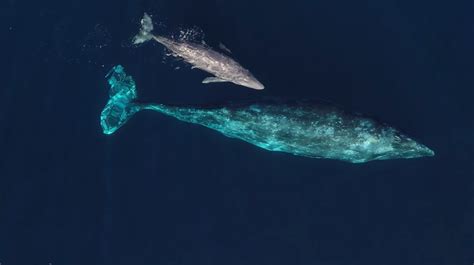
[
  {"x1": 100, "y1": 65, "x2": 142, "y2": 134},
  {"x1": 133, "y1": 13, "x2": 154, "y2": 45}
]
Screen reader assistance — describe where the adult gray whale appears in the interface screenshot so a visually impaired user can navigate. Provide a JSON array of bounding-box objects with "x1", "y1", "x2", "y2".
[
  {"x1": 100, "y1": 65, "x2": 434, "y2": 163},
  {"x1": 133, "y1": 13, "x2": 264, "y2": 90}
]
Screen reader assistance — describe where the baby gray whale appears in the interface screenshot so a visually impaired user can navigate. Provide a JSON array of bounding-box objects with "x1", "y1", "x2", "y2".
[
  {"x1": 133, "y1": 13, "x2": 264, "y2": 90},
  {"x1": 100, "y1": 65, "x2": 434, "y2": 163}
]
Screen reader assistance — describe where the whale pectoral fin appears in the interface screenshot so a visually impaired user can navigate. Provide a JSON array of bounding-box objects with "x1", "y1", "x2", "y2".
[{"x1": 202, "y1": 77, "x2": 228, "y2": 84}]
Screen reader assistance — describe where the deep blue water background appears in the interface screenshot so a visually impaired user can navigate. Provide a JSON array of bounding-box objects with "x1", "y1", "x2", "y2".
[{"x1": 1, "y1": 0, "x2": 473, "y2": 264}]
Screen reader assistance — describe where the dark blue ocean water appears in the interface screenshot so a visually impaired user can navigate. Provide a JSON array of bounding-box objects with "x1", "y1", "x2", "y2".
[{"x1": 1, "y1": 0, "x2": 473, "y2": 264}]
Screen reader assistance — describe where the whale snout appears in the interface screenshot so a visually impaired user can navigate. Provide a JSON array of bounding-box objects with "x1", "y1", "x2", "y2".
[
  {"x1": 234, "y1": 75, "x2": 265, "y2": 90},
  {"x1": 398, "y1": 143, "x2": 435, "y2": 158},
  {"x1": 249, "y1": 80, "x2": 265, "y2": 90},
  {"x1": 387, "y1": 133, "x2": 435, "y2": 160},
  {"x1": 239, "y1": 79, "x2": 264, "y2": 90},
  {"x1": 416, "y1": 144, "x2": 435, "y2": 157}
]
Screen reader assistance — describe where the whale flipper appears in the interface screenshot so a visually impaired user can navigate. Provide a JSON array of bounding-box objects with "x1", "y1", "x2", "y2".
[
  {"x1": 202, "y1": 77, "x2": 228, "y2": 84},
  {"x1": 218, "y1": 42, "x2": 232, "y2": 54}
]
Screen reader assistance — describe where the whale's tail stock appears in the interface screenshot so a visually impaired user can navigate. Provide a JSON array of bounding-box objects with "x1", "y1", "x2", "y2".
[
  {"x1": 100, "y1": 65, "x2": 142, "y2": 134},
  {"x1": 133, "y1": 13, "x2": 154, "y2": 45}
]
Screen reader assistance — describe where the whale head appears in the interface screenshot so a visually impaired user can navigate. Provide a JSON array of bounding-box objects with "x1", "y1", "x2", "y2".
[
  {"x1": 371, "y1": 130, "x2": 435, "y2": 161},
  {"x1": 233, "y1": 72, "x2": 265, "y2": 90},
  {"x1": 390, "y1": 133, "x2": 435, "y2": 158}
]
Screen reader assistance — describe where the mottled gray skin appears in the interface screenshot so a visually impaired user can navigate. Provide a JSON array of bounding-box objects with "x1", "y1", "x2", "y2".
[
  {"x1": 152, "y1": 36, "x2": 264, "y2": 90},
  {"x1": 140, "y1": 101, "x2": 434, "y2": 163},
  {"x1": 133, "y1": 13, "x2": 264, "y2": 90},
  {"x1": 102, "y1": 65, "x2": 434, "y2": 163}
]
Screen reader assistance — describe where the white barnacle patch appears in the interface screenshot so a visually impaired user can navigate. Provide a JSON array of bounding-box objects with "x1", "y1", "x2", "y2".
[
  {"x1": 360, "y1": 135, "x2": 377, "y2": 149},
  {"x1": 314, "y1": 126, "x2": 335, "y2": 137},
  {"x1": 343, "y1": 149, "x2": 357, "y2": 156}
]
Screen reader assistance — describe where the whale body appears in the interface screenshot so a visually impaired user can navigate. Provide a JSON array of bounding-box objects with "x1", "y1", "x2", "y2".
[
  {"x1": 133, "y1": 13, "x2": 264, "y2": 90},
  {"x1": 100, "y1": 65, "x2": 434, "y2": 163}
]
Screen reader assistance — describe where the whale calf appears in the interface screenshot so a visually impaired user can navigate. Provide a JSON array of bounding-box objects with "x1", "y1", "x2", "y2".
[
  {"x1": 100, "y1": 65, "x2": 434, "y2": 163},
  {"x1": 133, "y1": 13, "x2": 264, "y2": 90}
]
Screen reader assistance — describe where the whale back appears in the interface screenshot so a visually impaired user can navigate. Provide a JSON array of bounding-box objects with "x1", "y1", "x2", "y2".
[{"x1": 154, "y1": 101, "x2": 433, "y2": 163}]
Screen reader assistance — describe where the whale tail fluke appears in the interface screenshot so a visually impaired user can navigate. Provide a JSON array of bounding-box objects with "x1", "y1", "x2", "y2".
[
  {"x1": 100, "y1": 65, "x2": 142, "y2": 134},
  {"x1": 133, "y1": 13, "x2": 155, "y2": 45}
]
